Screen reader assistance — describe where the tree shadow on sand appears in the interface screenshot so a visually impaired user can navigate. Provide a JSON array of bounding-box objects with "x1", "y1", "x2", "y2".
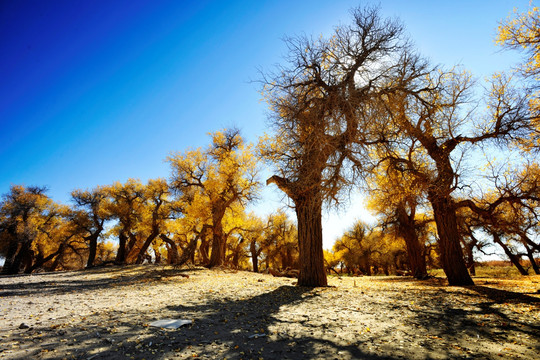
[
  {"x1": 0, "y1": 265, "x2": 201, "y2": 297},
  {"x1": 3, "y1": 273, "x2": 539, "y2": 359},
  {"x1": 3, "y1": 284, "x2": 400, "y2": 360}
]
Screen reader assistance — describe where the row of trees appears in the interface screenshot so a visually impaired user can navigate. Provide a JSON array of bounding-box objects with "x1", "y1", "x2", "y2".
[
  {"x1": 1, "y1": 5, "x2": 539, "y2": 286},
  {"x1": 0, "y1": 129, "x2": 301, "y2": 275}
]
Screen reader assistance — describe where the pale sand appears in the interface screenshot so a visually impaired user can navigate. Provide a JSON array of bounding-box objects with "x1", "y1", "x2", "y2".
[{"x1": 0, "y1": 265, "x2": 539, "y2": 359}]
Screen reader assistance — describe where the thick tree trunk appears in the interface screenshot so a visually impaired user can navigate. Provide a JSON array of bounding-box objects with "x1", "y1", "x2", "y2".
[
  {"x1": 115, "y1": 232, "x2": 128, "y2": 265},
  {"x1": 208, "y1": 213, "x2": 226, "y2": 268},
  {"x1": 429, "y1": 195, "x2": 474, "y2": 285},
  {"x1": 250, "y1": 240, "x2": 259, "y2": 273},
  {"x1": 86, "y1": 234, "x2": 99, "y2": 268},
  {"x1": 493, "y1": 233, "x2": 529, "y2": 275},
  {"x1": 396, "y1": 206, "x2": 428, "y2": 280},
  {"x1": 295, "y1": 195, "x2": 327, "y2": 287}
]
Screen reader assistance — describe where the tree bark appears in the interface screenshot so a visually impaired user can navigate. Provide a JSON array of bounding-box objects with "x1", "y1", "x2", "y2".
[
  {"x1": 9, "y1": 240, "x2": 32, "y2": 276},
  {"x1": 86, "y1": 234, "x2": 99, "y2": 268},
  {"x1": 115, "y1": 232, "x2": 128, "y2": 265},
  {"x1": 250, "y1": 240, "x2": 259, "y2": 273},
  {"x1": 29, "y1": 243, "x2": 65, "y2": 273},
  {"x1": 396, "y1": 206, "x2": 428, "y2": 279},
  {"x1": 199, "y1": 237, "x2": 210, "y2": 265},
  {"x1": 520, "y1": 236, "x2": 540, "y2": 274},
  {"x1": 295, "y1": 194, "x2": 327, "y2": 287},
  {"x1": 208, "y1": 211, "x2": 226, "y2": 267},
  {"x1": 429, "y1": 195, "x2": 474, "y2": 285}
]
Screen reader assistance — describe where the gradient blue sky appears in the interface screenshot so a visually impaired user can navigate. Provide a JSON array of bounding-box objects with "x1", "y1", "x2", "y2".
[{"x1": 0, "y1": 0, "x2": 532, "y2": 248}]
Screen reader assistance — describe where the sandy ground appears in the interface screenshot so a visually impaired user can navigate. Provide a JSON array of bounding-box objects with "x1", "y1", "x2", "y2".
[{"x1": 0, "y1": 265, "x2": 539, "y2": 360}]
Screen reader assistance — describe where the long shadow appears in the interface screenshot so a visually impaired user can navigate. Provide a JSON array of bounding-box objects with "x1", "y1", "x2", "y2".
[
  {"x1": 388, "y1": 283, "x2": 540, "y2": 357},
  {"x1": 0, "y1": 265, "x2": 202, "y2": 297},
  {"x1": 1, "y1": 283, "x2": 400, "y2": 360},
  {"x1": 466, "y1": 285, "x2": 540, "y2": 304}
]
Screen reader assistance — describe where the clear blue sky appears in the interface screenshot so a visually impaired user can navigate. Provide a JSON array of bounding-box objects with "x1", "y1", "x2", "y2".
[{"x1": 0, "y1": 0, "x2": 531, "y2": 248}]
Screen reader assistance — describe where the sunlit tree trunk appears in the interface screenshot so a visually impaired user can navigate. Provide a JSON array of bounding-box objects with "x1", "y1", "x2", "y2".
[
  {"x1": 429, "y1": 194, "x2": 474, "y2": 285},
  {"x1": 295, "y1": 193, "x2": 327, "y2": 287},
  {"x1": 208, "y1": 210, "x2": 226, "y2": 267},
  {"x1": 160, "y1": 235, "x2": 180, "y2": 264},
  {"x1": 524, "y1": 244, "x2": 540, "y2": 274}
]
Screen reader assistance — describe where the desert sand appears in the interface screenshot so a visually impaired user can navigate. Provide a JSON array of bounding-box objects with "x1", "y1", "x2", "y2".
[{"x1": 0, "y1": 265, "x2": 539, "y2": 359}]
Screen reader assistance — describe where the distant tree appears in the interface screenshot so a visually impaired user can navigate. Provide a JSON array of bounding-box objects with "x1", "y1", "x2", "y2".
[
  {"x1": 0, "y1": 186, "x2": 83, "y2": 274},
  {"x1": 168, "y1": 128, "x2": 259, "y2": 267},
  {"x1": 106, "y1": 179, "x2": 145, "y2": 265},
  {"x1": 133, "y1": 178, "x2": 171, "y2": 264},
  {"x1": 332, "y1": 221, "x2": 407, "y2": 275},
  {"x1": 366, "y1": 160, "x2": 430, "y2": 279},
  {"x1": 28, "y1": 203, "x2": 84, "y2": 272},
  {"x1": 260, "y1": 6, "x2": 411, "y2": 286},
  {"x1": 71, "y1": 186, "x2": 111, "y2": 268},
  {"x1": 260, "y1": 211, "x2": 298, "y2": 272}
]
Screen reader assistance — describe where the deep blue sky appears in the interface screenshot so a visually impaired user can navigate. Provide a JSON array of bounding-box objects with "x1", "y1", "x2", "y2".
[{"x1": 0, "y1": 0, "x2": 531, "y2": 247}]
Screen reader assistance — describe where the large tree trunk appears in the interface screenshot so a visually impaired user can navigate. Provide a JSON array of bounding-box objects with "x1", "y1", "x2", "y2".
[
  {"x1": 396, "y1": 206, "x2": 428, "y2": 280},
  {"x1": 199, "y1": 237, "x2": 210, "y2": 265},
  {"x1": 429, "y1": 195, "x2": 474, "y2": 285},
  {"x1": 86, "y1": 234, "x2": 99, "y2": 268},
  {"x1": 29, "y1": 243, "x2": 65, "y2": 273},
  {"x1": 115, "y1": 232, "x2": 128, "y2": 265},
  {"x1": 295, "y1": 194, "x2": 327, "y2": 287},
  {"x1": 208, "y1": 212, "x2": 226, "y2": 268},
  {"x1": 524, "y1": 244, "x2": 540, "y2": 275},
  {"x1": 250, "y1": 240, "x2": 259, "y2": 273}
]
